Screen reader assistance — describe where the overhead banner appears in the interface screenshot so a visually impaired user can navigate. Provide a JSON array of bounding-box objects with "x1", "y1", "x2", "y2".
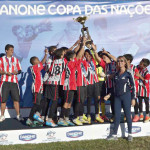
[{"x1": 0, "y1": 0, "x2": 150, "y2": 108}]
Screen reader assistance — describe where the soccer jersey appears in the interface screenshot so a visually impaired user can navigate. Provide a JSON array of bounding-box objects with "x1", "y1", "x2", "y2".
[
  {"x1": 76, "y1": 57, "x2": 88, "y2": 87},
  {"x1": 43, "y1": 56, "x2": 54, "y2": 82},
  {"x1": 137, "y1": 65, "x2": 150, "y2": 97},
  {"x1": 45, "y1": 58, "x2": 67, "y2": 85},
  {"x1": 86, "y1": 59, "x2": 99, "y2": 85},
  {"x1": 0, "y1": 56, "x2": 21, "y2": 83},
  {"x1": 63, "y1": 58, "x2": 77, "y2": 90},
  {"x1": 30, "y1": 62, "x2": 43, "y2": 94}
]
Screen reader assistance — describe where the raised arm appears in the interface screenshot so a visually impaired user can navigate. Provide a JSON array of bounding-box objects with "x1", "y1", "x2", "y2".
[
  {"x1": 41, "y1": 48, "x2": 48, "y2": 64},
  {"x1": 102, "y1": 49, "x2": 117, "y2": 62}
]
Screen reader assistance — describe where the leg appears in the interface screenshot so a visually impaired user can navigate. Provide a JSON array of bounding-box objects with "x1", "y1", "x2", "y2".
[
  {"x1": 1, "y1": 102, "x2": 6, "y2": 116},
  {"x1": 138, "y1": 97, "x2": 143, "y2": 113},
  {"x1": 134, "y1": 98, "x2": 139, "y2": 115},
  {"x1": 14, "y1": 101, "x2": 20, "y2": 116},
  {"x1": 144, "y1": 97, "x2": 149, "y2": 115},
  {"x1": 113, "y1": 96, "x2": 122, "y2": 135}
]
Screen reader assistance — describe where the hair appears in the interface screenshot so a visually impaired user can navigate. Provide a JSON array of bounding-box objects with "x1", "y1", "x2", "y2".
[
  {"x1": 0, "y1": 53, "x2": 5, "y2": 58},
  {"x1": 123, "y1": 54, "x2": 133, "y2": 63},
  {"x1": 46, "y1": 45, "x2": 57, "y2": 53},
  {"x1": 61, "y1": 47, "x2": 69, "y2": 51},
  {"x1": 85, "y1": 49, "x2": 93, "y2": 57},
  {"x1": 141, "y1": 58, "x2": 150, "y2": 67},
  {"x1": 99, "y1": 51, "x2": 111, "y2": 60},
  {"x1": 30, "y1": 56, "x2": 37, "y2": 65},
  {"x1": 65, "y1": 51, "x2": 75, "y2": 61},
  {"x1": 117, "y1": 56, "x2": 129, "y2": 70},
  {"x1": 5, "y1": 44, "x2": 14, "y2": 51},
  {"x1": 53, "y1": 48, "x2": 64, "y2": 59}
]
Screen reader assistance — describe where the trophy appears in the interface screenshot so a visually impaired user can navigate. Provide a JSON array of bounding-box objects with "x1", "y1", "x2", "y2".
[{"x1": 73, "y1": 16, "x2": 92, "y2": 49}]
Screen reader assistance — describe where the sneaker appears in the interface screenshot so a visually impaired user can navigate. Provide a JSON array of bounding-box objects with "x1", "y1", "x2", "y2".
[
  {"x1": 80, "y1": 118, "x2": 89, "y2": 124},
  {"x1": 33, "y1": 114, "x2": 44, "y2": 123},
  {"x1": 65, "y1": 120, "x2": 75, "y2": 126},
  {"x1": 95, "y1": 115, "x2": 104, "y2": 123},
  {"x1": 110, "y1": 117, "x2": 114, "y2": 123},
  {"x1": 73, "y1": 118, "x2": 83, "y2": 126},
  {"x1": 87, "y1": 116, "x2": 91, "y2": 124},
  {"x1": 144, "y1": 116, "x2": 149, "y2": 123},
  {"x1": 33, "y1": 121, "x2": 43, "y2": 127},
  {"x1": 139, "y1": 114, "x2": 144, "y2": 121},
  {"x1": 128, "y1": 135, "x2": 133, "y2": 141},
  {"x1": 46, "y1": 120, "x2": 58, "y2": 127},
  {"x1": 16, "y1": 115, "x2": 24, "y2": 121},
  {"x1": 102, "y1": 115, "x2": 109, "y2": 122},
  {"x1": 107, "y1": 135, "x2": 118, "y2": 141},
  {"x1": 83, "y1": 114, "x2": 88, "y2": 121},
  {"x1": 0, "y1": 116, "x2": 5, "y2": 122},
  {"x1": 26, "y1": 118, "x2": 36, "y2": 127},
  {"x1": 57, "y1": 119, "x2": 68, "y2": 126},
  {"x1": 133, "y1": 115, "x2": 140, "y2": 122}
]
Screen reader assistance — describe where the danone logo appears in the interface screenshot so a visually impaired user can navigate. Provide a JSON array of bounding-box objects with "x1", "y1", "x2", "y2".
[
  {"x1": 126, "y1": 126, "x2": 141, "y2": 134},
  {"x1": 19, "y1": 133, "x2": 37, "y2": 141},
  {"x1": 66, "y1": 130, "x2": 83, "y2": 138}
]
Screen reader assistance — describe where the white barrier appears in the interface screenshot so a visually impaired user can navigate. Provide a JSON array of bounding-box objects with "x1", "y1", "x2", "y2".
[{"x1": 0, "y1": 122, "x2": 149, "y2": 145}]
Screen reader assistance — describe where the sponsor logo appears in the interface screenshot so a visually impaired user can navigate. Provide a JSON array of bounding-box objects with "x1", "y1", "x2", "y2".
[
  {"x1": 66, "y1": 130, "x2": 83, "y2": 138},
  {"x1": 43, "y1": 131, "x2": 61, "y2": 142},
  {"x1": 19, "y1": 133, "x2": 36, "y2": 141},
  {"x1": 126, "y1": 126, "x2": 141, "y2": 134},
  {"x1": 0, "y1": 133, "x2": 8, "y2": 142}
]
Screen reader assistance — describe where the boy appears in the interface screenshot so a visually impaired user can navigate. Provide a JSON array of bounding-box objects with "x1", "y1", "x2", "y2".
[
  {"x1": 0, "y1": 44, "x2": 23, "y2": 122},
  {"x1": 136, "y1": 58, "x2": 150, "y2": 123},
  {"x1": 26, "y1": 49, "x2": 48, "y2": 126}
]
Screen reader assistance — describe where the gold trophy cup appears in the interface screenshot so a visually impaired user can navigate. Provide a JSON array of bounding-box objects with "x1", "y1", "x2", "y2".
[{"x1": 73, "y1": 16, "x2": 92, "y2": 49}]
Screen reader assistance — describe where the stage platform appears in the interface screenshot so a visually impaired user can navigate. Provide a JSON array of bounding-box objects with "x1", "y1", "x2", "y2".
[{"x1": 0, "y1": 116, "x2": 150, "y2": 145}]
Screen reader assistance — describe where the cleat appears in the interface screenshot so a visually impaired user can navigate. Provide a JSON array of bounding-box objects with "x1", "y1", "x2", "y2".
[
  {"x1": 133, "y1": 115, "x2": 140, "y2": 122},
  {"x1": 87, "y1": 116, "x2": 91, "y2": 124},
  {"x1": 139, "y1": 114, "x2": 144, "y2": 121},
  {"x1": 83, "y1": 114, "x2": 88, "y2": 121},
  {"x1": 144, "y1": 116, "x2": 149, "y2": 123},
  {"x1": 80, "y1": 119, "x2": 89, "y2": 124},
  {"x1": 65, "y1": 120, "x2": 75, "y2": 126},
  {"x1": 26, "y1": 119, "x2": 36, "y2": 127},
  {"x1": 102, "y1": 115, "x2": 109, "y2": 122},
  {"x1": 33, "y1": 114, "x2": 44, "y2": 123},
  {"x1": 0, "y1": 116, "x2": 5, "y2": 122},
  {"x1": 46, "y1": 120, "x2": 58, "y2": 127},
  {"x1": 73, "y1": 118, "x2": 83, "y2": 126},
  {"x1": 95, "y1": 115, "x2": 104, "y2": 123},
  {"x1": 57, "y1": 120, "x2": 68, "y2": 126}
]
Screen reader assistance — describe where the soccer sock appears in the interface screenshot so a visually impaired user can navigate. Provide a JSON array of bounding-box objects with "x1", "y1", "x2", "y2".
[
  {"x1": 101, "y1": 102, "x2": 105, "y2": 116},
  {"x1": 65, "y1": 108, "x2": 70, "y2": 119},
  {"x1": 60, "y1": 107, "x2": 66, "y2": 119},
  {"x1": 48, "y1": 100, "x2": 57, "y2": 119}
]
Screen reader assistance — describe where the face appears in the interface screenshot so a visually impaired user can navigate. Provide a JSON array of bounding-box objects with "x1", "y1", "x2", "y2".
[
  {"x1": 117, "y1": 58, "x2": 126, "y2": 68},
  {"x1": 102, "y1": 55, "x2": 110, "y2": 63},
  {"x1": 6, "y1": 47, "x2": 14, "y2": 57},
  {"x1": 34, "y1": 58, "x2": 40, "y2": 65},
  {"x1": 139, "y1": 61, "x2": 145, "y2": 69},
  {"x1": 85, "y1": 52, "x2": 91, "y2": 62},
  {"x1": 70, "y1": 54, "x2": 76, "y2": 61}
]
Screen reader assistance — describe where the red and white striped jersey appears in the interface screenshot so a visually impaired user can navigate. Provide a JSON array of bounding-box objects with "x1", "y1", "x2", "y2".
[
  {"x1": 30, "y1": 62, "x2": 43, "y2": 94},
  {"x1": 137, "y1": 65, "x2": 150, "y2": 97},
  {"x1": 105, "y1": 61, "x2": 116, "y2": 89},
  {"x1": 76, "y1": 57, "x2": 88, "y2": 87},
  {"x1": 0, "y1": 56, "x2": 21, "y2": 83},
  {"x1": 63, "y1": 58, "x2": 77, "y2": 90},
  {"x1": 86, "y1": 59, "x2": 99, "y2": 85},
  {"x1": 45, "y1": 58, "x2": 67, "y2": 85}
]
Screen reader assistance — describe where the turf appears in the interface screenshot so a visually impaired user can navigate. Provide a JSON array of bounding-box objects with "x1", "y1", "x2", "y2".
[{"x1": 1, "y1": 136, "x2": 150, "y2": 150}]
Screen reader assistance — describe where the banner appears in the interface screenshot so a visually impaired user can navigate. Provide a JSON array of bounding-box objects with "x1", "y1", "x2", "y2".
[{"x1": 0, "y1": 0, "x2": 150, "y2": 108}]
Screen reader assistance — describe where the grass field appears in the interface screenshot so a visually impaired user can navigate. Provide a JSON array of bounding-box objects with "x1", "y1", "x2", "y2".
[{"x1": 1, "y1": 136, "x2": 150, "y2": 150}]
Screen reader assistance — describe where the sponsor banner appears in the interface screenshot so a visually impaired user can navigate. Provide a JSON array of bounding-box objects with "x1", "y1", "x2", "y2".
[{"x1": 0, "y1": 122, "x2": 150, "y2": 145}]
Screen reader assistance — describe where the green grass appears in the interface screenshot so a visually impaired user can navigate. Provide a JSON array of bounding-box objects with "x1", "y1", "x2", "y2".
[{"x1": 1, "y1": 137, "x2": 150, "y2": 150}]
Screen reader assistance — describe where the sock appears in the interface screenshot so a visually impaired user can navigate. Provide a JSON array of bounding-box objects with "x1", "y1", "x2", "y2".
[{"x1": 101, "y1": 102, "x2": 105, "y2": 116}]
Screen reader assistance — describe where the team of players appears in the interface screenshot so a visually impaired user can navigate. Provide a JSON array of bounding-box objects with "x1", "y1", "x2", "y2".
[{"x1": 0, "y1": 36, "x2": 150, "y2": 128}]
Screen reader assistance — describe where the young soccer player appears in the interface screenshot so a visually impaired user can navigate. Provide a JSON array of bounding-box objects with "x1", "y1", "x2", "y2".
[
  {"x1": 45, "y1": 48, "x2": 67, "y2": 127},
  {"x1": 136, "y1": 58, "x2": 150, "y2": 123},
  {"x1": 26, "y1": 49, "x2": 48, "y2": 126},
  {"x1": 0, "y1": 44, "x2": 23, "y2": 122},
  {"x1": 84, "y1": 49, "x2": 104, "y2": 124}
]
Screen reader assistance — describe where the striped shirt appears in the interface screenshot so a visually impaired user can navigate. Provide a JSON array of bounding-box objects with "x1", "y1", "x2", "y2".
[
  {"x1": 0, "y1": 56, "x2": 21, "y2": 83},
  {"x1": 137, "y1": 65, "x2": 150, "y2": 97}
]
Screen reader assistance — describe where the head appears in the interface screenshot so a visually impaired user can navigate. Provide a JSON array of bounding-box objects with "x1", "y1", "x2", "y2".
[
  {"x1": 61, "y1": 47, "x2": 69, "y2": 55},
  {"x1": 5, "y1": 44, "x2": 14, "y2": 57},
  {"x1": 123, "y1": 54, "x2": 133, "y2": 66},
  {"x1": 30, "y1": 56, "x2": 40, "y2": 65},
  {"x1": 100, "y1": 52, "x2": 111, "y2": 63},
  {"x1": 0, "y1": 53, "x2": 5, "y2": 58},
  {"x1": 65, "y1": 51, "x2": 76, "y2": 61},
  {"x1": 53, "y1": 48, "x2": 65, "y2": 59},
  {"x1": 84, "y1": 49, "x2": 92, "y2": 62},
  {"x1": 139, "y1": 58, "x2": 150, "y2": 69},
  {"x1": 46, "y1": 45, "x2": 57, "y2": 56},
  {"x1": 117, "y1": 56, "x2": 129, "y2": 70}
]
